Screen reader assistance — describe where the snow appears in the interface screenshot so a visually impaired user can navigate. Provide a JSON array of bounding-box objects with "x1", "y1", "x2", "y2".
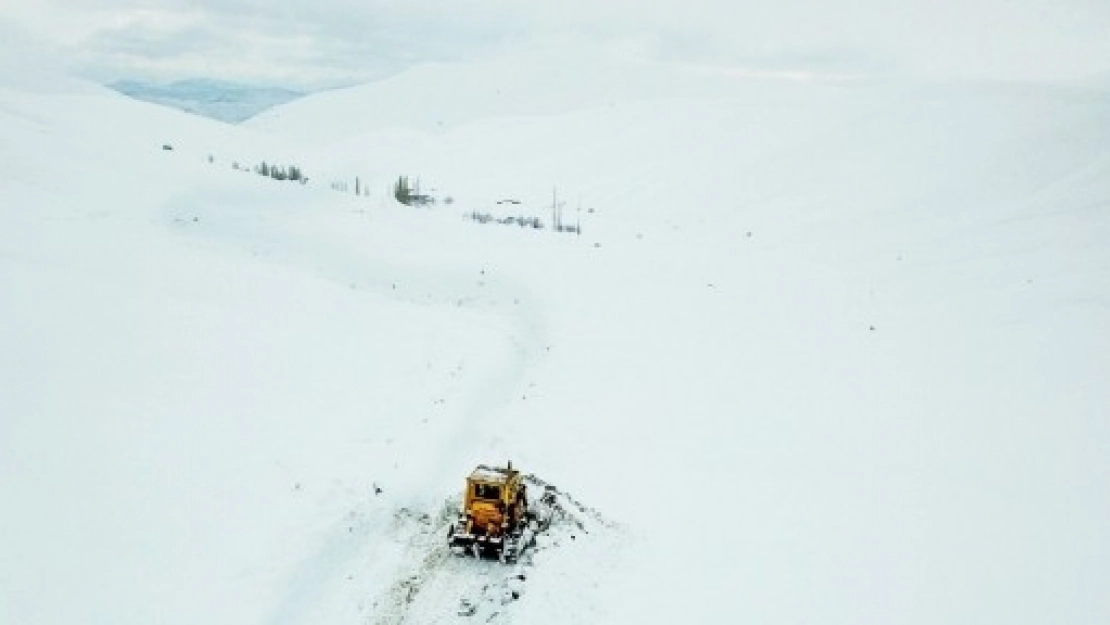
[
  {"x1": 3, "y1": 45, "x2": 1110, "y2": 625},
  {"x1": 470, "y1": 466, "x2": 511, "y2": 483}
]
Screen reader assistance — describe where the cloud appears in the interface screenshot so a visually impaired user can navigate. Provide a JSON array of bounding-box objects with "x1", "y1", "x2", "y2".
[
  {"x1": 0, "y1": 20, "x2": 70, "y2": 89},
  {"x1": 58, "y1": 1, "x2": 538, "y2": 86},
  {"x1": 3, "y1": 0, "x2": 1109, "y2": 87}
]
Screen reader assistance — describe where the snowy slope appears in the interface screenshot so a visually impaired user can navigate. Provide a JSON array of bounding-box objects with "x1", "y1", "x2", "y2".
[
  {"x1": 4, "y1": 48, "x2": 1110, "y2": 625},
  {"x1": 0, "y1": 79, "x2": 525, "y2": 624},
  {"x1": 244, "y1": 45, "x2": 817, "y2": 142}
]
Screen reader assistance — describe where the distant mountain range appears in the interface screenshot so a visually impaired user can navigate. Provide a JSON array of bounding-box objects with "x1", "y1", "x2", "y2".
[{"x1": 108, "y1": 79, "x2": 305, "y2": 123}]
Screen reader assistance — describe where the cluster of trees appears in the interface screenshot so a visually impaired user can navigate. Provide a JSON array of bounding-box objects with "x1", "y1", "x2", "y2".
[
  {"x1": 255, "y1": 161, "x2": 305, "y2": 182},
  {"x1": 394, "y1": 175, "x2": 434, "y2": 206},
  {"x1": 466, "y1": 211, "x2": 544, "y2": 229},
  {"x1": 549, "y1": 188, "x2": 581, "y2": 234},
  {"x1": 463, "y1": 188, "x2": 583, "y2": 235},
  {"x1": 229, "y1": 160, "x2": 307, "y2": 183},
  {"x1": 216, "y1": 159, "x2": 585, "y2": 237}
]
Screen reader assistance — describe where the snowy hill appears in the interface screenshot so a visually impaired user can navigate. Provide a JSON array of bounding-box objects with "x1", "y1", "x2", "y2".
[
  {"x1": 3, "y1": 47, "x2": 1110, "y2": 625},
  {"x1": 245, "y1": 46, "x2": 784, "y2": 141},
  {"x1": 109, "y1": 79, "x2": 305, "y2": 123}
]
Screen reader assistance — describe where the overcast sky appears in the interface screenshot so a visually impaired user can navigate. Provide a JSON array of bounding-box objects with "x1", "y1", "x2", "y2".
[{"x1": 2, "y1": 1, "x2": 1109, "y2": 88}]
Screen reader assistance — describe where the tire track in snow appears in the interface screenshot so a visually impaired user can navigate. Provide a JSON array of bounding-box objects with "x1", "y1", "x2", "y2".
[
  {"x1": 162, "y1": 195, "x2": 550, "y2": 624},
  {"x1": 165, "y1": 192, "x2": 548, "y2": 463},
  {"x1": 266, "y1": 505, "x2": 380, "y2": 625}
]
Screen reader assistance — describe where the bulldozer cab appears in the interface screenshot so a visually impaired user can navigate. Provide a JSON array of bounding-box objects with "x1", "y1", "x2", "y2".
[
  {"x1": 473, "y1": 482, "x2": 502, "y2": 500},
  {"x1": 458, "y1": 464, "x2": 527, "y2": 538},
  {"x1": 465, "y1": 465, "x2": 519, "y2": 508}
]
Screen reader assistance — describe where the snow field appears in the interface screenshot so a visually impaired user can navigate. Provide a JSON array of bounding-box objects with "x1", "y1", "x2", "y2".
[{"x1": 3, "y1": 48, "x2": 1110, "y2": 624}]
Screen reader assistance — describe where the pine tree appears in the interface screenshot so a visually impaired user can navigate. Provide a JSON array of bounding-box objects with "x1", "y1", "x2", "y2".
[{"x1": 394, "y1": 175, "x2": 411, "y2": 204}]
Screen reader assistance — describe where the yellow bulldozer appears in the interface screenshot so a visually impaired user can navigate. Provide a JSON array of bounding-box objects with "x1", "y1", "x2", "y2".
[{"x1": 448, "y1": 462, "x2": 533, "y2": 562}]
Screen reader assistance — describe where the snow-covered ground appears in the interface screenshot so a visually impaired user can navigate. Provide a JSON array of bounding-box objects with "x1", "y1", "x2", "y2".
[{"x1": 2, "y1": 46, "x2": 1109, "y2": 625}]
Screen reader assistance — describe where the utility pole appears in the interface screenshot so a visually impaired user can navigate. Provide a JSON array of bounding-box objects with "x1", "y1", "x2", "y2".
[{"x1": 551, "y1": 187, "x2": 558, "y2": 232}]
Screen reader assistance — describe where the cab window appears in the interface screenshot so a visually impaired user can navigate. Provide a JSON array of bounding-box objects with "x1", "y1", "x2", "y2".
[{"x1": 474, "y1": 483, "x2": 501, "y2": 500}]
